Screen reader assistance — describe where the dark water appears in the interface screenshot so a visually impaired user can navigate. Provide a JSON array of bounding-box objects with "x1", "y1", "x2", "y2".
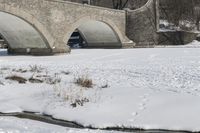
[
  {"x1": 0, "y1": 49, "x2": 8, "y2": 56},
  {"x1": 0, "y1": 112, "x2": 194, "y2": 133}
]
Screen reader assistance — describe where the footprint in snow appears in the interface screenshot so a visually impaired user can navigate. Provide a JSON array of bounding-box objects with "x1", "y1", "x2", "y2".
[
  {"x1": 127, "y1": 112, "x2": 138, "y2": 122},
  {"x1": 131, "y1": 112, "x2": 138, "y2": 116},
  {"x1": 138, "y1": 93, "x2": 150, "y2": 111}
]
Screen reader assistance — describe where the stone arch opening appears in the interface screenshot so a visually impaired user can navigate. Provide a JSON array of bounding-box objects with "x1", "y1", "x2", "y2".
[
  {"x1": 66, "y1": 20, "x2": 122, "y2": 49},
  {"x1": 0, "y1": 11, "x2": 51, "y2": 55}
]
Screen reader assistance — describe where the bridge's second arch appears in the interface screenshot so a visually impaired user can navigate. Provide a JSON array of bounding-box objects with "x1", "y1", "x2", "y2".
[{"x1": 66, "y1": 18, "x2": 123, "y2": 48}]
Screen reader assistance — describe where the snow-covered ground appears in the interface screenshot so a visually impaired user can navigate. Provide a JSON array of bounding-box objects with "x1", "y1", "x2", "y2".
[
  {"x1": 0, "y1": 41, "x2": 200, "y2": 132},
  {"x1": 159, "y1": 19, "x2": 200, "y2": 33},
  {"x1": 0, "y1": 117, "x2": 120, "y2": 133}
]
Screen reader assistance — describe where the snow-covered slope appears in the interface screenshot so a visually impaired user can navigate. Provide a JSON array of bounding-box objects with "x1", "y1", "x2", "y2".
[{"x1": 0, "y1": 43, "x2": 200, "y2": 131}]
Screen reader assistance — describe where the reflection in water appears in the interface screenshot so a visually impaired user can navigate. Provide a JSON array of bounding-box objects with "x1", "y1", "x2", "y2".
[{"x1": 0, "y1": 49, "x2": 8, "y2": 56}]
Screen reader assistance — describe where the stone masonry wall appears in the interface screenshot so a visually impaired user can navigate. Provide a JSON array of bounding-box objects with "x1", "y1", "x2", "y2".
[{"x1": 126, "y1": 0, "x2": 159, "y2": 47}]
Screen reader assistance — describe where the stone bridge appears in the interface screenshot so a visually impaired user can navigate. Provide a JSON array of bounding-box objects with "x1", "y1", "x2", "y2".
[{"x1": 0, "y1": 0, "x2": 133, "y2": 55}]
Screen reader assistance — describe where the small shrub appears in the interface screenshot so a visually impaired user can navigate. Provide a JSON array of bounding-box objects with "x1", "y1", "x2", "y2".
[
  {"x1": 5, "y1": 75, "x2": 27, "y2": 84},
  {"x1": 75, "y1": 76, "x2": 93, "y2": 88}
]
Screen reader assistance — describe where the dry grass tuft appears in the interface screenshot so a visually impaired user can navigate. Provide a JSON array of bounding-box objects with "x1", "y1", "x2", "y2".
[
  {"x1": 45, "y1": 76, "x2": 61, "y2": 85},
  {"x1": 70, "y1": 98, "x2": 89, "y2": 108},
  {"x1": 29, "y1": 65, "x2": 43, "y2": 73},
  {"x1": 75, "y1": 76, "x2": 93, "y2": 88}
]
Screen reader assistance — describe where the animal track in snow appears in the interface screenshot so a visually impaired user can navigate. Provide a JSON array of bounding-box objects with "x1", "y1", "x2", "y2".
[
  {"x1": 128, "y1": 93, "x2": 151, "y2": 123},
  {"x1": 138, "y1": 93, "x2": 151, "y2": 112}
]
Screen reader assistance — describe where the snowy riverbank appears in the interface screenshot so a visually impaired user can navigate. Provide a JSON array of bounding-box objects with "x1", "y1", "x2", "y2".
[{"x1": 0, "y1": 42, "x2": 200, "y2": 131}]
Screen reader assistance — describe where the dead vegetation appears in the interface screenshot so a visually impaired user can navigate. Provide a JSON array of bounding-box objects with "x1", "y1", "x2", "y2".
[
  {"x1": 75, "y1": 76, "x2": 93, "y2": 88},
  {"x1": 29, "y1": 77, "x2": 44, "y2": 83},
  {"x1": 36, "y1": 74, "x2": 50, "y2": 78},
  {"x1": 61, "y1": 70, "x2": 70, "y2": 75},
  {"x1": 12, "y1": 68, "x2": 27, "y2": 73},
  {"x1": 45, "y1": 74, "x2": 61, "y2": 85},
  {"x1": 0, "y1": 81, "x2": 4, "y2": 85},
  {"x1": 29, "y1": 65, "x2": 44, "y2": 73},
  {"x1": 5, "y1": 74, "x2": 62, "y2": 85},
  {"x1": 70, "y1": 98, "x2": 89, "y2": 108},
  {"x1": 101, "y1": 84, "x2": 109, "y2": 88},
  {"x1": 0, "y1": 67, "x2": 10, "y2": 71},
  {"x1": 5, "y1": 75, "x2": 27, "y2": 84},
  {"x1": 3, "y1": 67, "x2": 99, "y2": 108},
  {"x1": 1, "y1": 64, "x2": 64, "y2": 85}
]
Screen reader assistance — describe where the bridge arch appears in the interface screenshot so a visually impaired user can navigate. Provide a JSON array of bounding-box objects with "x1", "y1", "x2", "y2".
[
  {"x1": 0, "y1": 5, "x2": 54, "y2": 55},
  {"x1": 63, "y1": 16, "x2": 124, "y2": 48}
]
